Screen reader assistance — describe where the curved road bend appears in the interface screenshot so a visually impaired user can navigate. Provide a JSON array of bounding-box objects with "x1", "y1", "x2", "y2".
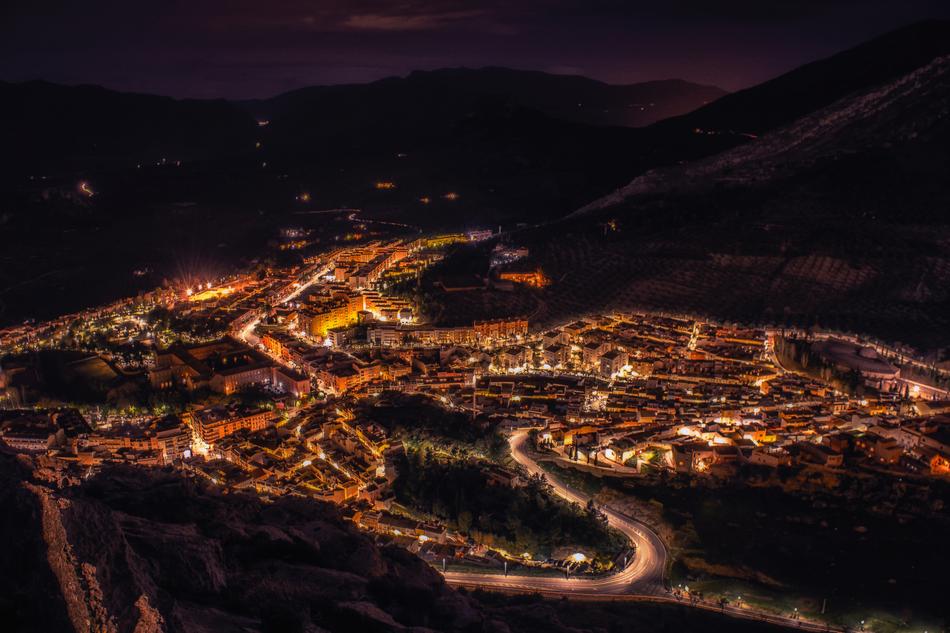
[
  {"x1": 443, "y1": 432, "x2": 845, "y2": 632},
  {"x1": 443, "y1": 431, "x2": 667, "y2": 596}
]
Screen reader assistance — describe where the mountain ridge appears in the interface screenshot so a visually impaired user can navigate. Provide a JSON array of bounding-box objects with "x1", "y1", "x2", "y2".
[
  {"x1": 0, "y1": 80, "x2": 259, "y2": 176},
  {"x1": 573, "y1": 52, "x2": 950, "y2": 216},
  {"x1": 241, "y1": 66, "x2": 727, "y2": 129},
  {"x1": 654, "y1": 19, "x2": 950, "y2": 137}
]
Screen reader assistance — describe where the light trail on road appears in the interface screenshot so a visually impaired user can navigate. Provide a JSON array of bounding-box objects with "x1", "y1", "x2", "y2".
[
  {"x1": 443, "y1": 431, "x2": 666, "y2": 596},
  {"x1": 443, "y1": 432, "x2": 845, "y2": 631}
]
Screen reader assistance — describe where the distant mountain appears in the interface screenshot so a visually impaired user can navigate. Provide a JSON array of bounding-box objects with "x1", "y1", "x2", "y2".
[
  {"x1": 0, "y1": 68, "x2": 723, "y2": 181},
  {"x1": 2, "y1": 70, "x2": 713, "y2": 326},
  {"x1": 224, "y1": 69, "x2": 723, "y2": 230},
  {"x1": 553, "y1": 20, "x2": 950, "y2": 219},
  {"x1": 245, "y1": 67, "x2": 726, "y2": 131},
  {"x1": 0, "y1": 81, "x2": 258, "y2": 177},
  {"x1": 240, "y1": 68, "x2": 724, "y2": 177},
  {"x1": 576, "y1": 50, "x2": 950, "y2": 216},
  {"x1": 655, "y1": 20, "x2": 950, "y2": 139},
  {"x1": 0, "y1": 69, "x2": 723, "y2": 228}
]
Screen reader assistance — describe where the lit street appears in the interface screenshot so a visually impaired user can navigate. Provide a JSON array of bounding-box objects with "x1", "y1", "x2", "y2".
[
  {"x1": 445, "y1": 431, "x2": 666, "y2": 596},
  {"x1": 445, "y1": 432, "x2": 846, "y2": 632}
]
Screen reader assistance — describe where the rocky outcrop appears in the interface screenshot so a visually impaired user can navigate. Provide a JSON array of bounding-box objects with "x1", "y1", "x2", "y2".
[{"x1": 1, "y1": 453, "x2": 495, "y2": 633}]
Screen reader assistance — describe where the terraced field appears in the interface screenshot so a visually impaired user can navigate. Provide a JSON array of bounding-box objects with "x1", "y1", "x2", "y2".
[{"x1": 508, "y1": 226, "x2": 950, "y2": 351}]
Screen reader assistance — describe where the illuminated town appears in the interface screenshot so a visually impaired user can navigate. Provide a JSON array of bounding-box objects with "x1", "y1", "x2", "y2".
[
  {"x1": 3, "y1": 6, "x2": 950, "y2": 633},
  {"x1": 4, "y1": 223, "x2": 950, "y2": 632}
]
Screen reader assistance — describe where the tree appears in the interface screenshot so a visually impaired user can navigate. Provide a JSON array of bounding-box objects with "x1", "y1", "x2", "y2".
[
  {"x1": 458, "y1": 510, "x2": 474, "y2": 533},
  {"x1": 585, "y1": 499, "x2": 608, "y2": 528}
]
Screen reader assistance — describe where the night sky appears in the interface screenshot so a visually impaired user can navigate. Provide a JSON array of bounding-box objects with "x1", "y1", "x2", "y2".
[{"x1": 3, "y1": 0, "x2": 949, "y2": 99}]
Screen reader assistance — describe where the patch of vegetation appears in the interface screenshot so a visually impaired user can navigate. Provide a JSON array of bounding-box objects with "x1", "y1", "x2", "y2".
[
  {"x1": 396, "y1": 448, "x2": 626, "y2": 565},
  {"x1": 773, "y1": 336, "x2": 866, "y2": 396},
  {"x1": 147, "y1": 306, "x2": 229, "y2": 341},
  {"x1": 357, "y1": 392, "x2": 508, "y2": 460},
  {"x1": 539, "y1": 462, "x2": 950, "y2": 631}
]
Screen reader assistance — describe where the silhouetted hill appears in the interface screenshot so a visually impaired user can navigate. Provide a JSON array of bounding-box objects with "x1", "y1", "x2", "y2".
[
  {"x1": 0, "y1": 68, "x2": 722, "y2": 183},
  {"x1": 0, "y1": 81, "x2": 258, "y2": 177},
  {"x1": 655, "y1": 20, "x2": 950, "y2": 138},
  {"x1": 577, "y1": 52, "x2": 950, "y2": 216},
  {"x1": 244, "y1": 68, "x2": 722, "y2": 185},
  {"x1": 245, "y1": 67, "x2": 725, "y2": 132},
  {"x1": 238, "y1": 70, "x2": 724, "y2": 230}
]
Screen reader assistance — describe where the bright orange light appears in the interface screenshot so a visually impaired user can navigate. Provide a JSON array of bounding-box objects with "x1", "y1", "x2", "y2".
[{"x1": 189, "y1": 286, "x2": 235, "y2": 302}]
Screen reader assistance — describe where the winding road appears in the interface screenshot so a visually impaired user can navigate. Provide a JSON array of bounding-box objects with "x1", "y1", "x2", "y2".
[
  {"x1": 443, "y1": 431, "x2": 667, "y2": 596},
  {"x1": 443, "y1": 432, "x2": 846, "y2": 632}
]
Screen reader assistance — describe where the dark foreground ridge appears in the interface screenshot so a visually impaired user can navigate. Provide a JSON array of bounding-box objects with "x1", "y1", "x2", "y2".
[{"x1": 0, "y1": 450, "x2": 787, "y2": 633}]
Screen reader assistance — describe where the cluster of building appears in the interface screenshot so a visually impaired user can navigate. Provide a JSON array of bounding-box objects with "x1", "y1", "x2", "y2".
[
  {"x1": 489, "y1": 244, "x2": 530, "y2": 268},
  {"x1": 299, "y1": 284, "x2": 415, "y2": 340},
  {"x1": 187, "y1": 406, "x2": 402, "y2": 505},
  {"x1": 148, "y1": 337, "x2": 310, "y2": 397},
  {"x1": 330, "y1": 240, "x2": 417, "y2": 289},
  {"x1": 255, "y1": 315, "x2": 527, "y2": 395},
  {"x1": 485, "y1": 314, "x2": 950, "y2": 481},
  {"x1": 367, "y1": 317, "x2": 528, "y2": 349},
  {"x1": 0, "y1": 408, "x2": 93, "y2": 454},
  {"x1": 9, "y1": 218, "x2": 950, "y2": 583},
  {"x1": 497, "y1": 270, "x2": 551, "y2": 288},
  {"x1": 0, "y1": 401, "x2": 289, "y2": 468}
]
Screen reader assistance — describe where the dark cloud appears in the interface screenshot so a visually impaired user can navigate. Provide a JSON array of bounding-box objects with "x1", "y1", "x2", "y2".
[{"x1": 1, "y1": 0, "x2": 947, "y2": 98}]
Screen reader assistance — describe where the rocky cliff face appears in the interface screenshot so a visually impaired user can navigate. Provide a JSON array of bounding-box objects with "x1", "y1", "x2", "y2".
[{"x1": 0, "y1": 452, "x2": 493, "y2": 633}]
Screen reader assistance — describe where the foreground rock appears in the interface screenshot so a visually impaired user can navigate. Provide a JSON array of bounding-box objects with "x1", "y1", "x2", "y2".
[
  {"x1": 0, "y1": 451, "x2": 787, "y2": 633},
  {"x1": 0, "y1": 452, "x2": 492, "y2": 633}
]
